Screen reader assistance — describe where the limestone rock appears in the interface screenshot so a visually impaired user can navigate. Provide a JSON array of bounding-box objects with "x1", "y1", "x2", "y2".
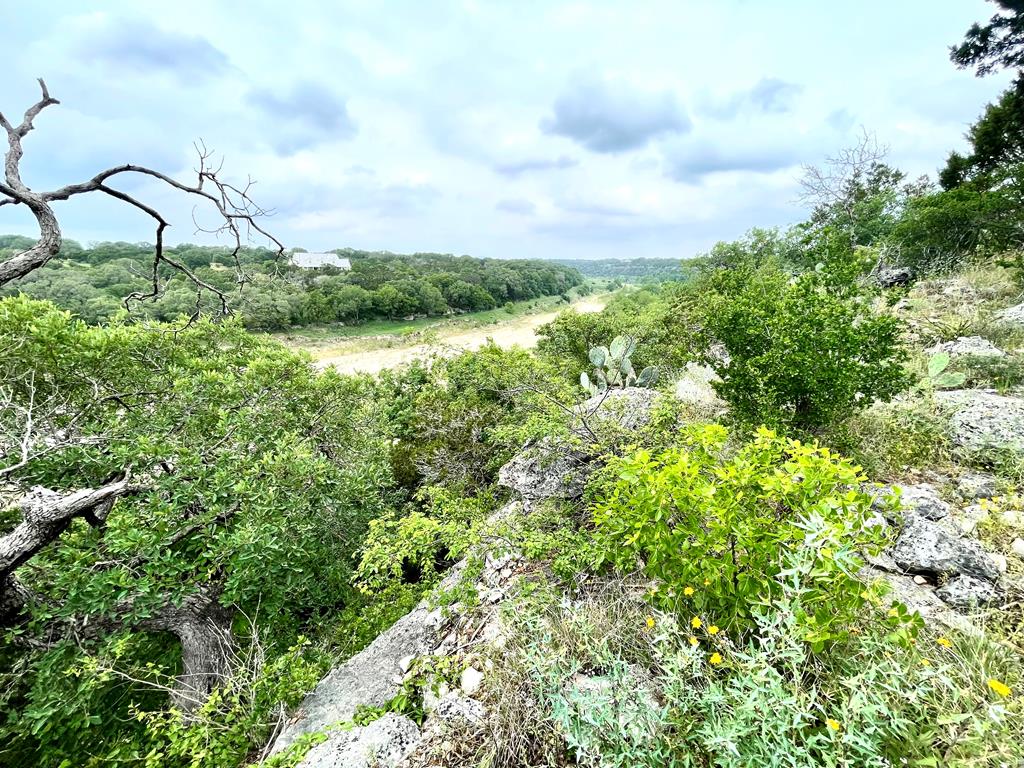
[
  {"x1": 935, "y1": 390, "x2": 1024, "y2": 456},
  {"x1": 951, "y1": 504, "x2": 989, "y2": 536},
  {"x1": 896, "y1": 483, "x2": 952, "y2": 521},
  {"x1": 876, "y1": 265, "x2": 913, "y2": 288},
  {"x1": 299, "y1": 713, "x2": 420, "y2": 768},
  {"x1": 927, "y1": 336, "x2": 1005, "y2": 359},
  {"x1": 498, "y1": 387, "x2": 659, "y2": 502},
  {"x1": 890, "y1": 516, "x2": 1000, "y2": 582},
  {"x1": 999, "y1": 301, "x2": 1024, "y2": 326},
  {"x1": 573, "y1": 386, "x2": 660, "y2": 435},
  {"x1": 1011, "y1": 538, "x2": 1024, "y2": 558},
  {"x1": 272, "y1": 605, "x2": 445, "y2": 754},
  {"x1": 459, "y1": 666, "x2": 484, "y2": 696},
  {"x1": 860, "y1": 568, "x2": 978, "y2": 634},
  {"x1": 956, "y1": 472, "x2": 998, "y2": 500},
  {"x1": 673, "y1": 363, "x2": 727, "y2": 412},
  {"x1": 936, "y1": 574, "x2": 998, "y2": 610},
  {"x1": 497, "y1": 438, "x2": 589, "y2": 501}
]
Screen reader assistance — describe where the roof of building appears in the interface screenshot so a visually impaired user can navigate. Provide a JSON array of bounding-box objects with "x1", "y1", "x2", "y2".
[{"x1": 290, "y1": 252, "x2": 352, "y2": 270}]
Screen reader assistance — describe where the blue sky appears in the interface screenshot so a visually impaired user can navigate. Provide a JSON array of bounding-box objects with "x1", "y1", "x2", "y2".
[{"x1": 0, "y1": 1, "x2": 1013, "y2": 260}]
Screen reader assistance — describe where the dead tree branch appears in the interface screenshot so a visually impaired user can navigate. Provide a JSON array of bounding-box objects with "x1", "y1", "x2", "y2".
[{"x1": 0, "y1": 79, "x2": 285, "y2": 313}]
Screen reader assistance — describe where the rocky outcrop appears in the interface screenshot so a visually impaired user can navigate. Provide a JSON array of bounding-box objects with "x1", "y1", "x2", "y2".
[
  {"x1": 890, "y1": 515, "x2": 1000, "y2": 582},
  {"x1": 499, "y1": 387, "x2": 661, "y2": 503},
  {"x1": 935, "y1": 574, "x2": 998, "y2": 609},
  {"x1": 998, "y1": 301, "x2": 1024, "y2": 325},
  {"x1": 673, "y1": 362, "x2": 727, "y2": 414},
  {"x1": 497, "y1": 441, "x2": 588, "y2": 502},
  {"x1": 935, "y1": 389, "x2": 1024, "y2": 456},
  {"x1": 272, "y1": 388, "x2": 663, "y2": 767},
  {"x1": 271, "y1": 587, "x2": 452, "y2": 754},
  {"x1": 298, "y1": 713, "x2": 421, "y2": 768},
  {"x1": 895, "y1": 483, "x2": 951, "y2": 521},
  {"x1": 876, "y1": 265, "x2": 913, "y2": 288},
  {"x1": 927, "y1": 336, "x2": 1005, "y2": 359},
  {"x1": 956, "y1": 472, "x2": 998, "y2": 501}
]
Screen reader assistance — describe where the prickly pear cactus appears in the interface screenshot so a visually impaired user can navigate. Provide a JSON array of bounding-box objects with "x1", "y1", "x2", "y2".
[{"x1": 581, "y1": 335, "x2": 658, "y2": 396}]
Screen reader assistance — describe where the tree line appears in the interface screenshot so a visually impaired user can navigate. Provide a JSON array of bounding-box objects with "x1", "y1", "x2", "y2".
[{"x1": 0, "y1": 237, "x2": 583, "y2": 330}]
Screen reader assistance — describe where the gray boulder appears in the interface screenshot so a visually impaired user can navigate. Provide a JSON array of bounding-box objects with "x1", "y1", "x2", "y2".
[
  {"x1": 272, "y1": 604, "x2": 444, "y2": 754},
  {"x1": 935, "y1": 390, "x2": 1024, "y2": 456},
  {"x1": 573, "y1": 387, "x2": 659, "y2": 435},
  {"x1": 674, "y1": 362, "x2": 727, "y2": 413},
  {"x1": 860, "y1": 568, "x2": 978, "y2": 634},
  {"x1": 999, "y1": 301, "x2": 1024, "y2": 326},
  {"x1": 890, "y1": 516, "x2": 1000, "y2": 582},
  {"x1": 499, "y1": 387, "x2": 659, "y2": 502},
  {"x1": 936, "y1": 574, "x2": 998, "y2": 610},
  {"x1": 956, "y1": 472, "x2": 998, "y2": 500},
  {"x1": 298, "y1": 713, "x2": 420, "y2": 768},
  {"x1": 950, "y1": 504, "x2": 989, "y2": 536},
  {"x1": 927, "y1": 336, "x2": 1005, "y2": 359},
  {"x1": 896, "y1": 483, "x2": 951, "y2": 521},
  {"x1": 497, "y1": 439, "x2": 589, "y2": 502},
  {"x1": 876, "y1": 265, "x2": 913, "y2": 288}
]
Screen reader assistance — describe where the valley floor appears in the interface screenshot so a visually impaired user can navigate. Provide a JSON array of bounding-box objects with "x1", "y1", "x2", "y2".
[{"x1": 283, "y1": 293, "x2": 610, "y2": 375}]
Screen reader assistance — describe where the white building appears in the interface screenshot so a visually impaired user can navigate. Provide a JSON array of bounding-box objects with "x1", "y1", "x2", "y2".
[{"x1": 290, "y1": 252, "x2": 352, "y2": 270}]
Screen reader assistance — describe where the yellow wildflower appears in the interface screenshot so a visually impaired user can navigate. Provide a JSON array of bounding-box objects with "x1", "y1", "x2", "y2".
[
  {"x1": 936, "y1": 637, "x2": 952, "y2": 648},
  {"x1": 683, "y1": 586, "x2": 695, "y2": 596},
  {"x1": 645, "y1": 616, "x2": 656, "y2": 630},
  {"x1": 920, "y1": 658, "x2": 931, "y2": 667},
  {"x1": 708, "y1": 625, "x2": 720, "y2": 635},
  {"x1": 825, "y1": 718, "x2": 841, "y2": 732},
  {"x1": 987, "y1": 678, "x2": 1012, "y2": 697},
  {"x1": 709, "y1": 652, "x2": 723, "y2": 665},
  {"x1": 688, "y1": 635, "x2": 699, "y2": 647},
  {"x1": 887, "y1": 607, "x2": 899, "y2": 618},
  {"x1": 703, "y1": 578, "x2": 711, "y2": 586},
  {"x1": 691, "y1": 616, "x2": 702, "y2": 629}
]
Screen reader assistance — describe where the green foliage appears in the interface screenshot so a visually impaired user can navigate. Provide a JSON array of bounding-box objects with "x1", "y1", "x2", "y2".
[
  {"x1": 951, "y1": 1, "x2": 1024, "y2": 76},
  {"x1": 696, "y1": 242, "x2": 910, "y2": 433},
  {"x1": 0, "y1": 296, "x2": 398, "y2": 765},
  {"x1": 537, "y1": 284, "x2": 698, "y2": 381},
  {"x1": 889, "y1": 184, "x2": 1021, "y2": 274},
  {"x1": 375, "y1": 343, "x2": 571, "y2": 492},
  {"x1": 591, "y1": 425, "x2": 887, "y2": 646},
  {"x1": 507, "y1": 575, "x2": 1020, "y2": 768},
  {"x1": 0, "y1": 239, "x2": 582, "y2": 329},
  {"x1": 922, "y1": 351, "x2": 968, "y2": 390},
  {"x1": 580, "y1": 335, "x2": 658, "y2": 396},
  {"x1": 941, "y1": 80, "x2": 1024, "y2": 189}
]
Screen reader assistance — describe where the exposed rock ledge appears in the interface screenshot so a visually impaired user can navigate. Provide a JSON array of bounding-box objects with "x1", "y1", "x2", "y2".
[{"x1": 270, "y1": 388, "x2": 660, "y2": 767}]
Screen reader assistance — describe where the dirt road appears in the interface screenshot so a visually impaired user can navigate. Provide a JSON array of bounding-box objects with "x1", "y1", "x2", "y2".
[{"x1": 313, "y1": 296, "x2": 607, "y2": 375}]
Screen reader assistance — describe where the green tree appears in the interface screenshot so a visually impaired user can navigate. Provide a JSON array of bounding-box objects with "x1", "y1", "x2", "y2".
[
  {"x1": 696, "y1": 235, "x2": 910, "y2": 433},
  {"x1": 951, "y1": 0, "x2": 1024, "y2": 76}
]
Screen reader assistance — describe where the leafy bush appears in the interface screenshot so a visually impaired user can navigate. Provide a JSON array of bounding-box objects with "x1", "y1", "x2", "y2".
[
  {"x1": 506, "y1": 578, "x2": 1021, "y2": 768},
  {"x1": 889, "y1": 185, "x2": 1021, "y2": 274},
  {"x1": 696, "y1": 242, "x2": 910, "y2": 433},
  {"x1": 592, "y1": 425, "x2": 887, "y2": 647}
]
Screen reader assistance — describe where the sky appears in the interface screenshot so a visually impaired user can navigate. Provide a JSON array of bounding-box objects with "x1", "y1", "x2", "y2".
[{"x1": 0, "y1": 1, "x2": 1014, "y2": 261}]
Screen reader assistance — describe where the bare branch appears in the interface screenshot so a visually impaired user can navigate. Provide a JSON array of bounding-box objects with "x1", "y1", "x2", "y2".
[{"x1": 0, "y1": 79, "x2": 285, "y2": 315}]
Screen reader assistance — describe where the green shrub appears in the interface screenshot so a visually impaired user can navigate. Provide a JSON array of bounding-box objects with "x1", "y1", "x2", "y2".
[
  {"x1": 591, "y1": 425, "x2": 887, "y2": 647},
  {"x1": 889, "y1": 186, "x2": 1020, "y2": 275},
  {"x1": 696, "y1": 241, "x2": 910, "y2": 433}
]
